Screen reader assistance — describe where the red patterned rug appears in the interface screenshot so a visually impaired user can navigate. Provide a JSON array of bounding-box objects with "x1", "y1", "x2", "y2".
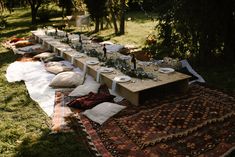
[{"x1": 70, "y1": 84, "x2": 235, "y2": 157}]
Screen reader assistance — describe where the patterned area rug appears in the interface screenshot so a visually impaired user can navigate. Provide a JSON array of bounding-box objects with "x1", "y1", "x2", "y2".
[
  {"x1": 73, "y1": 84, "x2": 235, "y2": 157},
  {"x1": 53, "y1": 84, "x2": 235, "y2": 156},
  {"x1": 52, "y1": 90, "x2": 80, "y2": 133},
  {"x1": 115, "y1": 85, "x2": 235, "y2": 148}
]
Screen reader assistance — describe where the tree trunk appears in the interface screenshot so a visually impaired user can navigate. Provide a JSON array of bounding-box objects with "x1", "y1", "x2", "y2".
[
  {"x1": 62, "y1": 7, "x2": 65, "y2": 19},
  {"x1": 110, "y1": 7, "x2": 118, "y2": 35},
  {"x1": 101, "y1": 18, "x2": 104, "y2": 30},
  {"x1": 65, "y1": 0, "x2": 73, "y2": 15},
  {"x1": 119, "y1": 0, "x2": 125, "y2": 35},
  {"x1": 94, "y1": 18, "x2": 100, "y2": 33},
  {"x1": 31, "y1": 6, "x2": 37, "y2": 25}
]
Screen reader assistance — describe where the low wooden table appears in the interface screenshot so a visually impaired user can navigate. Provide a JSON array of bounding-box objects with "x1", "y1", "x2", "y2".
[{"x1": 31, "y1": 30, "x2": 191, "y2": 105}]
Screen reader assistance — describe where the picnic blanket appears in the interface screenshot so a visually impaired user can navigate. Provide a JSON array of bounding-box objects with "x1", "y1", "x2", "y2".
[
  {"x1": 5, "y1": 60, "x2": 87, "y2": 117},
  {"x1": 58, "y1": 84, "x2": 235, "y2": 157},
  {"x1": 5, "y1": 61, "x2": 56, "y2": 116}
]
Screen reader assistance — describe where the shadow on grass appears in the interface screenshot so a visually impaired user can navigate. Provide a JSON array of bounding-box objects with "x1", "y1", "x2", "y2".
[
  {"x1": 0, "y1": 49, "x2": 19, "y2": 66},
  {"x1": 15, "y1": 132, "x2": 94, "y2": 157},
  {"x1": 0, "y1": 27, "x2": 33, "y2": 40},
  {"x1": 15, "y1": 115, "x2": 95, "y2": 157}
]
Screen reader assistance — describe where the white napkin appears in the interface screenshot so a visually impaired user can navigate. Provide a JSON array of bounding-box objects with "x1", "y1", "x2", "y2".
[
  {"x1": 111, "y1": 79, "x2": 117, "y2": 93},
  {"x1": 96, "y1": 70, "x2": 101, "y2": 82},
  {"x1": 60, "y1": 51, "x2": 64, "y2": 58},
  {"x1": 83, "y1": 63, "x2": 87, "y2": 74}
]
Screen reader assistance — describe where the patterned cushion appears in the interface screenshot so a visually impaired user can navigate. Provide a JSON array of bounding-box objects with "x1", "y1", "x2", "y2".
[{"x1": 67, "y1": 92, "x2": 115, "y2": 110}]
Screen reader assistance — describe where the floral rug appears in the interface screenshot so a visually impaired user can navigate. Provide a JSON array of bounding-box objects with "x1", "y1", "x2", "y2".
[{"x1": 72, "y1": 84, "x2": 235, "y2": 157}]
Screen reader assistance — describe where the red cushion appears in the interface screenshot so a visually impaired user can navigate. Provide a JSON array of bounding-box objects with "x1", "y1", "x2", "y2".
[{"x1": 67, "y1": 92, "x2": 115, "y2": 109}]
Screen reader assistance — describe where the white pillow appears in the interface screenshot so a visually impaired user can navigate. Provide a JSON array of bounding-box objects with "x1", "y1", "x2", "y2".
[
  {"x1": 82, "y1": 102, "x2": 126, "y2": 125},
  {"x1": 69, "y1": 81, "x2": 100, "y2": 96},
  {"x1": 49, "y1": 71, "x2": 84, "y2": 88},
  {"x1": 33, "y1": 52, "x2": 56, "y2": 59},
  {"x1": 45, "y1": 65, "x2": 73, "y2": 74},
  {"x1": 46, "y1": 61, "x2": 64, "y2": 67}
]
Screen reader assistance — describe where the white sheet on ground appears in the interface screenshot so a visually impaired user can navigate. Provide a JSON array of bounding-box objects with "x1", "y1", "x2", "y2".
[
  {"x1": 5, "y1": 60, "x2": 94, "y2": 117},
  {"x1": 6, "y1": 61, "x2": 56, "y2": 116}
]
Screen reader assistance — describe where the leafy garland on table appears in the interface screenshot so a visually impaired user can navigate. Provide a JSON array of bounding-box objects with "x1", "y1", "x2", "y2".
[
  {"x1": 45, "y1": 30, "x2": 154, "y2": 79},
  {"x1": 86, "y1": 49, "x2": 154, "y2": 79}
]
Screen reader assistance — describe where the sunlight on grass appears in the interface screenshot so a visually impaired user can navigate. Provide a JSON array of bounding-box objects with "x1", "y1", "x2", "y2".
[
  {"x1": 0, "y1": 7, "x2": 92, "y2": 156},
  {"x1": 93, "y1": 13, "x2": 158, "y2": 47}
]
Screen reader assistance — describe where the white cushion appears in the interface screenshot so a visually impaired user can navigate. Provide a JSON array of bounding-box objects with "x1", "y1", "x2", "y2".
[
  {"x1": 49, "y1": 71, "x2": 84, "y2": 88},
  {"x1": 45, "y1": 62, "x2": 73, "y2": 74},
  {"x1": 33, "y1": 52, "x2": 56, "y2": 59},
  {"x1": 69, "y1": 81, "x2": 100, "y2": 96},
  {"x1": 82, "y1": 102, "x2": 126, "y2": 125},
  {"x1": 45, "y1": 65, "x2": 73, "y2": 74},
  {"x1": 46, "y1": 61, "x2": 64, "y2": 67}
]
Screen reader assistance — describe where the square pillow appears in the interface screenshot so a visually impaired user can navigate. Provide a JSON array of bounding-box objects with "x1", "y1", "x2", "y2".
[
  {"x1": 45, "y1": 63, "x2": 73, "y2": 74},
  {"x1": 82, "y1": 102, "x2": 126, "y2": 125},
  {"x1": 67, "y1": 92, "x2": 115, "y2": 109},
  {"x1": 14, "y1": 40, "x2": 34, "y2": 48},
  {"x1": 49, "y1": 71, "x2": 84, "y2": 88},
  {"x1": 33, "y1": 52, "x2": 56, "y2": 59},
  {"x1": 69, "y1": 81, "x2": 101, "y2": 97}
]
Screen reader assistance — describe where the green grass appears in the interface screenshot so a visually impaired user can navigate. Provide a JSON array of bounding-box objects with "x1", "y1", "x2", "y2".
[
  {"x1": 92, "y1": 12, "x2": 158, "y2": 47},
  {"x1": 0, "y1": 6, "x2": 235, "y2": 157},
  {"x1": 0, "y1": 8, "x2": 93, "y2": 157}
]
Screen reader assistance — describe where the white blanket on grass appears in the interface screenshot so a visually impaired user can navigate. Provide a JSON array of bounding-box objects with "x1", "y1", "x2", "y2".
[
  {"x1": 6, "y1": 61, "x2": 56, "y2": 116},
  {"x1": 5, "y1": 61, "x2": 95, "y2": 117}
]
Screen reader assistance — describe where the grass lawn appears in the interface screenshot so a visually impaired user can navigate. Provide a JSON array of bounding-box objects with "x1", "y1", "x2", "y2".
[
  {"x1": 0, "y1": 8, "x2": 94, "y2": 157},
  {"x1": 0, "y1": 7, "x2": 234, "y2": 157}
]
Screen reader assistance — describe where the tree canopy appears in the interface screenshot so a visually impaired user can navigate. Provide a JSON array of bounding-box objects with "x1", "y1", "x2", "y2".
[{"x1": 136, "y1": 0, "x2": 235, "y2": 65}]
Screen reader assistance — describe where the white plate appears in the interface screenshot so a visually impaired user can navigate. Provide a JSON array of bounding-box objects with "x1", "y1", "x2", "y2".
[
  {"x1": 119, "y1": 55, "x2": 131, "y2": 60},
  {"x1": 99, "y1": 67, "x2": 114, "y2": 73},
  {"x1": 158, "y1": 67, "x2": 175, "y2": 74},
  {"x1": 86, "y1": 60, "x2": 99, "y2": 65},
  {"x1": 74, "y1": 53, "x2": 85, "y2": 58},
  {"x1": 114, "y1": 76, "x2": 131, "y2": 83}
]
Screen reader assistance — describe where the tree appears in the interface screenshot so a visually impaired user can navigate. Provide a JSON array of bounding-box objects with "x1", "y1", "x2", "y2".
[
  {"x1": 59, "y1": 0, "x2": 73, "y2": 17},
  {"x1": 83, "y1": 0, "x2": 108, "y2": 32},
  {"x1": 119, "y1": 0, "x2": 125, "y2": 34},
  {"x1": 143, "y1": 0, "x2": 235, "y2": 65},
  {"x1": 27, "y1": 0, "x2": 43, "y2": 24},
  {"x1": 108, "y1": 0, "x2": 119, "y2": 34},
  {"x1": 107, "y1": 0, "x2": 128, "y2": 35}
]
